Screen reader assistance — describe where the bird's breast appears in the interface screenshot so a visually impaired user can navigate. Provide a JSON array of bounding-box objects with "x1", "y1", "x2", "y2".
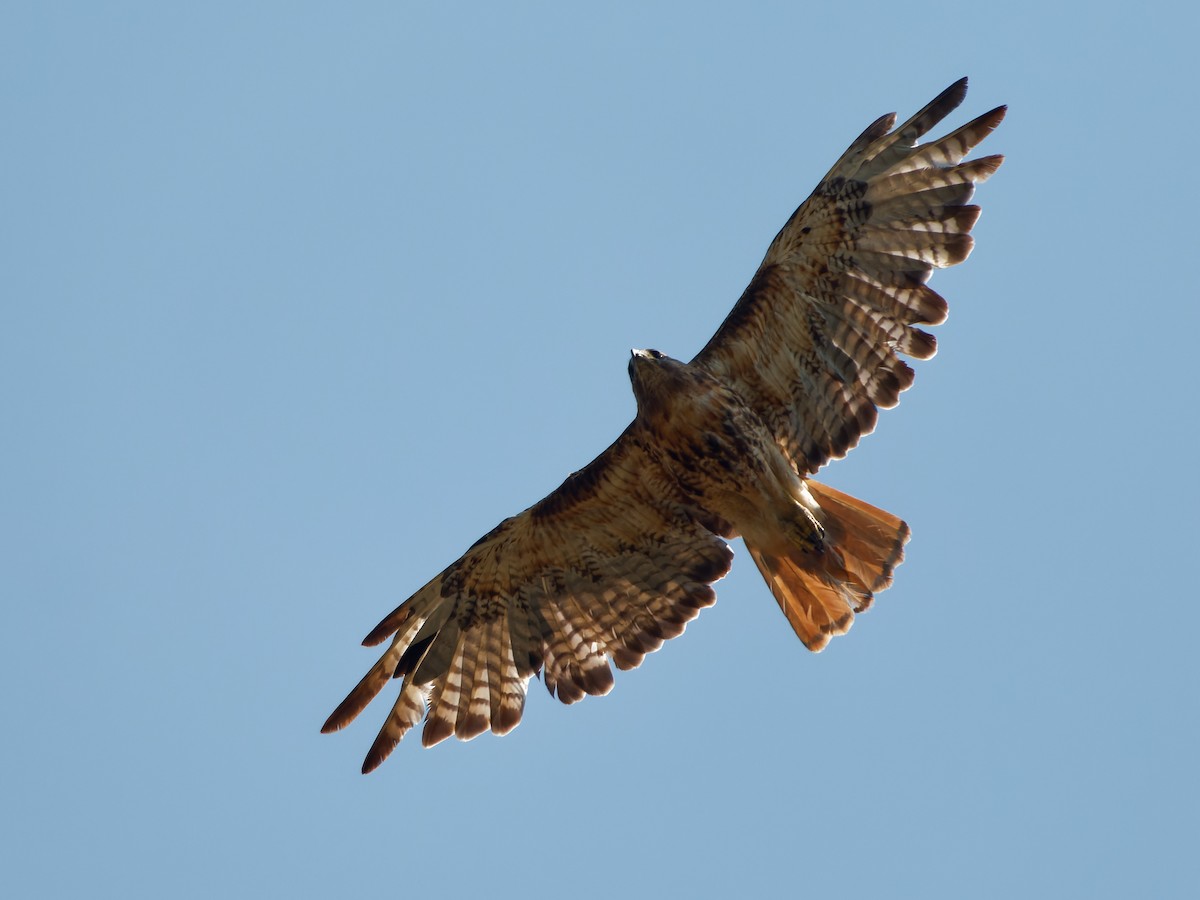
[{"x1": 641, "y1": 376, "x2": 789, "y2": 512}]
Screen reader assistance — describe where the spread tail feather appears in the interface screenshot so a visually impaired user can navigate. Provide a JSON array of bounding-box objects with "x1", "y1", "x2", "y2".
[{"x1": 745, "y1": 479, "x2": 909, "y2": 651}]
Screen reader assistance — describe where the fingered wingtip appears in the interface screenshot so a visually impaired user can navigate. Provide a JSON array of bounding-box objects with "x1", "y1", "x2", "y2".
[
  {"x1": 321, "y1": 702, "x2": 352, "y2": 735},
  {"x1": 361, "y1": 750, "x2": 387, "y2": 775},
  {"x1": 939, "y1": 76, "x2": 970, "y2": 109},
  {"x1": 981, "y1": 104, "x2": 1008, "y2": 126}
]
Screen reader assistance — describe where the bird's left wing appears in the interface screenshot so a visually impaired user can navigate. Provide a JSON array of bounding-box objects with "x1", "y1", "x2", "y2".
[
  {"x1": 693, "y1": 79, "x2": 1005, "y2": 474},
  {"x1": 322, "y1": 425, "x2": 733, "y2": 772}
]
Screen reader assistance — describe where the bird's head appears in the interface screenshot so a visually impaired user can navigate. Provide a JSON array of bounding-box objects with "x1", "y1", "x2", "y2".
[{"x1": 628, "y1": 348, "x2": 688, "y2": 417}]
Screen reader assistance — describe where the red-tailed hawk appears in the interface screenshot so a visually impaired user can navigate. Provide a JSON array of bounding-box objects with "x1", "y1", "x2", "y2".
[{"x1": 323, "y1": 79, "x2": 1005, "y2": 772}]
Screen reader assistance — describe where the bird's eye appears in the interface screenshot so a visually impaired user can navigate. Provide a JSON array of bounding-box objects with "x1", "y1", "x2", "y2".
[{"x1": 649, "y1": 349, "x2": 663, "y2": 359}]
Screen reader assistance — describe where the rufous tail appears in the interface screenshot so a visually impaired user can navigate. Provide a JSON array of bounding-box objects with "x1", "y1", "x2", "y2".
[{"x1": 744, "y1": 479, "x2": 910, "y2": 652}]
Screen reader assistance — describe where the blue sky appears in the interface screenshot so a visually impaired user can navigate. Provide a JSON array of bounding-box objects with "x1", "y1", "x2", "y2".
[{"x1": 4, "y1": 3, "x2": 1198, "y2": 897}]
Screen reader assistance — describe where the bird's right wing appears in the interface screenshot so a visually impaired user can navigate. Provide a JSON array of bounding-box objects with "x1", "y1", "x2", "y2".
[{"x1": 322, "y1": 425, "x2": 733, "y2": 772}]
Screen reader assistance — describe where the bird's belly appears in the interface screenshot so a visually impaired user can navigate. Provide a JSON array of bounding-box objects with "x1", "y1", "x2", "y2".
[{"x1": 649, "y1": 393, "x2": 806, "y2": 536}]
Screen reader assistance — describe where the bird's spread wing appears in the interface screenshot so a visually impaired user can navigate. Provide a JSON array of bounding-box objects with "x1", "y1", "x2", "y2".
[
  {"x1": 322, "y1": 426, "x2": 733, "y2": 772},
  {"x1": 693, "y1": 78, "x2": 1005, "y2": 474}
]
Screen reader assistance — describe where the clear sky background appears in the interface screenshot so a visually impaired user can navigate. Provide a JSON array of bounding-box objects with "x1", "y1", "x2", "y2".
[{"x1": 4, "y1": 3, "x2": 1197, "y2": 898}]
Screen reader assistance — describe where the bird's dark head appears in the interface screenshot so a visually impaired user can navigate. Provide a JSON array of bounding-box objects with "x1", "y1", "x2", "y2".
[
  {"x1": 628, "y1": 346, "x2": 666, "y2": 370},
  {"x1": 628, "y1": 348, "x2": 689, "y2": 416},
  {"x1": 628, "y1": 347, "x2": 671, "y2": 381}
]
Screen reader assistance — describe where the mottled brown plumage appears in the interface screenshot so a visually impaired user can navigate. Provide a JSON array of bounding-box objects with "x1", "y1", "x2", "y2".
[{"x1": 323, "y1": 79, "x2": 1005, "y2": 771}]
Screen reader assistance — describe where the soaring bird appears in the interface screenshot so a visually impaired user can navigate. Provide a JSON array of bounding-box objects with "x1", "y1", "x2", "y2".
[{"x1": 323, "y1": 79, "x2": 1005, "y2": 772}]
